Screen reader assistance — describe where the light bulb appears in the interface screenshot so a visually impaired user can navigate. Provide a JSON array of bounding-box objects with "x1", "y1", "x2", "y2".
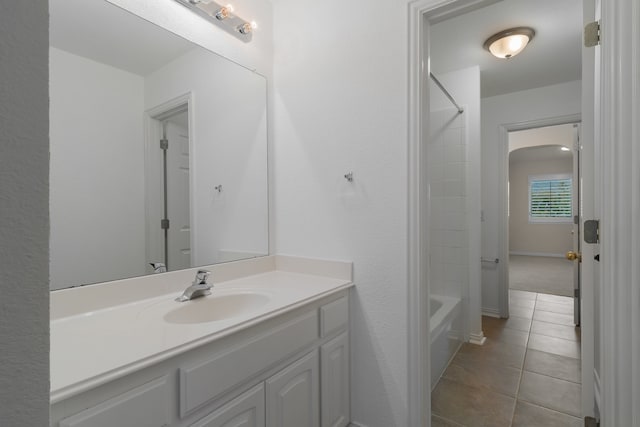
[
  {"x1": 237, "y1": 22, "x2": 252, "y2": 34},
  {"x1": 215, "y1": 5, "x2": 234, "y2": 20}
]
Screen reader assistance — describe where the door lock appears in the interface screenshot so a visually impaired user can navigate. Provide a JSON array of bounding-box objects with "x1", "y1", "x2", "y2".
[{"x1": 566, "y1": 251, "x2": 582, "y2": 262}]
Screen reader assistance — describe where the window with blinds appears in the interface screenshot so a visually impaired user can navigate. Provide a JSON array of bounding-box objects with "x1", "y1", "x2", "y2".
[{"x1": 528, "y1": 174, "x2": 573, "y2": 223}]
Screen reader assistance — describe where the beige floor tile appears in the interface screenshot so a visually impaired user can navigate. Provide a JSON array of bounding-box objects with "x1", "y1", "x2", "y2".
[
  {"x1": 455, "y1": 340, "x2": 527, "y2": 369},
  {"x1": 524, "y1": 349, "x2": 581, "y2": 383},
  {"x1": 432, "y1": 378, "x2": 515, "y2": 427},
  {"x1": 536, "y1": 293, "x2": 573, "y2": 305},
  {"x1": 432, "y1": 414, "x2": 466, "y2": 426},
  {"x1": 482, "y1": 315, "x2": 532, "y2": 333},
  {"x1": 509, "y1": 297, "x2": 536, "y2": 309},
  {"x1": 527, "y1": 333, "x2": 581, "y2": 359},
  {"x1": 510, "y1": 290, "x2": 538, "y2": 300},
  {"x1": 535, "y1": 300, "x2": 574, "y2": 315},
  {"x1": 531, "y1": 320, "x2": 580, "y2": 341},
  {"x1": 444, "y1": 357, "x2": 522, "y2": 397},
  {"x1": 483, "y1": 325, "x2": 530, "y2": 347},
  {"x1": 510, "y1": 306, "x2": 534, "y2": 319},
  {"x1": 533, "y1": 310, "x2": 575, "y2": 326},
  {"x1": 518, "y1": 371, "x2": 581, "y2": 417},
  {"x1": 512, "y1": 401, "x2": 582, "y2": 427}
]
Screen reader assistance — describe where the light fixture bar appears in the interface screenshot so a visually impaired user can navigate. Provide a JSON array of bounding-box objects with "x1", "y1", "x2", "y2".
[{"x1": 173, "y1": 0, "x2": 254, "y2": 42}]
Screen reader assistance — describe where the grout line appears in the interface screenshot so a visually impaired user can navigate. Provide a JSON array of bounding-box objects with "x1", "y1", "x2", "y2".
[{"x1": 508, "y1": 292, "x2": 537, "y2": 426}]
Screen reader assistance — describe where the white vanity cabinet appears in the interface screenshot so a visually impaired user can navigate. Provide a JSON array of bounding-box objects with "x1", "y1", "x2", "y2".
[
  {"x1": 266, "y1": 351, "x2": 319, "y2": 427},
  {"x1": 52, "y1": 292, "x2": 350, "y2": 427},
  {"x1": 320, "y1": 332, "x2": 350, "y2": 427},
  {"x1": 189, "y1": 384, "x2": 265, "y2": 427}
]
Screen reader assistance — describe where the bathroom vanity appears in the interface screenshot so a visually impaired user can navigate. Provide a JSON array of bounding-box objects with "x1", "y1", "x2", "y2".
[{"x1": 50, "y1": 256, "x2": 352, "y2": 427}]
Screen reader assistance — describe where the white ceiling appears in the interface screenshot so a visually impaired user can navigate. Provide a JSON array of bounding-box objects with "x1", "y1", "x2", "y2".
[
  {"x1": 509, "y1": 123, "x2": 575, "y2": 162},
  {"x1": 509, "y1": 144, "x2": 573, "y2": 163},
  {"x1": 49, "y1": 0, "x2": 196, "y2": 76},
  {"x1": 430, "y1": 0, "x2": 583, "y2": 98}
]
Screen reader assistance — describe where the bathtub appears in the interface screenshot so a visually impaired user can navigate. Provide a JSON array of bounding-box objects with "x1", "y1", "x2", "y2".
[{"x1": 430, "y1": 294, "x2": 462, "y2": 390}]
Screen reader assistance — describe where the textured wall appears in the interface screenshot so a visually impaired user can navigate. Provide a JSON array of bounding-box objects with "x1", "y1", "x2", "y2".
[
  {"x1": 0, "y1": 1, "x2": 50, "y2": 425},
  {"x1": 272, "y1": 0, "x2": 409, "y2": 425}
]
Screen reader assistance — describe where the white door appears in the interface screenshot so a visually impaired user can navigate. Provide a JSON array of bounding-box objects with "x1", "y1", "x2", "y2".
[
  {"x1": 164, "y1": 118, "x2": 191, "y2": 271},
  {"x1": 569, "y1": 125, "x2": 581, "y2": 326}
]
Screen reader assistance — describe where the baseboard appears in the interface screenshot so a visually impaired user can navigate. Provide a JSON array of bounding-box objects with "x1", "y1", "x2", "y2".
[
  {"x1": 349, "y1": 422, "x2": 369, "y2": 427},
  {"x1": 469, "y1": 331, "x2": 486, "y2": 345},
  {"x1": 482, "y1": 308, "x2": 501, "y2": 318},
  {"x1": 509, "y1": 251, "x2": 564, "y2": 258}
]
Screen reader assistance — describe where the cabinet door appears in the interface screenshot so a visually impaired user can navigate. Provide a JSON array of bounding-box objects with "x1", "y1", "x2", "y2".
[
  {"x1": 320, "y1": 332, "x2": 350, "y2": 427},
  {"x1": 190, "y1": 383, "x2": 265, "y2": 427},
  {"x1": 266, "y1": 351, "x2": 319, "y2": 427}
]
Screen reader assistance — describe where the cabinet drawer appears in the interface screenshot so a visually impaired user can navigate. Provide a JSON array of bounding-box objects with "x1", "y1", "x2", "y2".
[
  {"x1": 59, "y1": 376, "x2": 170, "y2": 427},
  {"x1": 320, "y1": 297, "x2": 348, "y2": 337},
  {"x1": 180, "y1": 310, "x2": 318, "y2": 417}
]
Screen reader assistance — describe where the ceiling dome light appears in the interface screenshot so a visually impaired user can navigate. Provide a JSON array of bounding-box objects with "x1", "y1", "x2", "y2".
[{"x1": 483, "y1": 27, "x2": 535, "y2": 59}]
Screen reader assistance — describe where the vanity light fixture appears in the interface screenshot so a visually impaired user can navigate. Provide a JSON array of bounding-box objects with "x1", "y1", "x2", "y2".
[
  {"x1": 215, "y1": 4, "x2": 233, "y2": 20},
  {"x1": 483, "y1": 27, "x2": 535, "y2": 59},
  {"x1": 174, "y1": 0, "x2": 256, "y2": 42},
  {"x1": 237, "y1": 21, "x2": 258, "y2": 35}
]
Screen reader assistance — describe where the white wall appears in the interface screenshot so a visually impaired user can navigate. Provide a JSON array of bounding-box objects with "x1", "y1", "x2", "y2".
[
  {"x1": 429, "y1": 66, "x2": 483, "y2": 340},
  {"x1": 0, "y1": 2, "x2": 50, "y2": 425},
  {"x1": 272, "y1": 0, "x2": 410, "y2": 425},
  {"x1": 481, "y1": 80, "x2": 581, "y2": 314},
  {"x1": 145, "y1": 47, "x2": 268, "y2": 265},
  {"x1": 107, "y1": 0, "x2": 273, "y2": 77},
  {"x1": 49, "y1": 47, "x2": 146, "y2": 289},
  {"x1": 509, "y1": 154, "x2": 573, "y2": 255}
]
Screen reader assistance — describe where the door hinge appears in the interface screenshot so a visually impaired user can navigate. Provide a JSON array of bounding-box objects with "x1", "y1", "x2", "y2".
[
  {"x1": 161, "y1": 219, "x2": 170, "y2": 230},
  {"x1": 574, "y1": 288, "x2": 580, "y2": 298},
  {"x1": 160, "y1": 138, "x2": 169, "y2": 150},
  {"x1": 584, "y1": 219, "x2": 600, "y2": 244},
  {"x1": 584, "y1": 21, "x2": 600, "y2": 47}
]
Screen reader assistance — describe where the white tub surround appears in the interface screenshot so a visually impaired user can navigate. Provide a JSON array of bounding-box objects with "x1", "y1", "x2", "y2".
[
  {"x1": 429, "y1": 295, "x2": 462, "y2": 390},
  {"x1": 50, "y1": 255, "x2": 353, "y2": 404}
]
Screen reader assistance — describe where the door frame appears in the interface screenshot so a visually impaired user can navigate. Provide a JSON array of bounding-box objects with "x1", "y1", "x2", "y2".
[
  {"x1": 597, "y1": 0, "x2": 640, "y2": 425},
  {"x1": 407, "y1": 0, "x2": 624, "y2": 426},
  {"x1": 144, "y1": 93, "x2": 194, "y2": 272},
  {"x1": 407, "y1": 1, "x2": 500, "y2": 425},
  {"x1": 496, "y1": 114, "x2": 581, "y2": 320}
]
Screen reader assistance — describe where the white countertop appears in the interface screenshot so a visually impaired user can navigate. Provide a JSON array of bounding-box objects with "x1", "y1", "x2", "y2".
[{"x1": 50, "y1": 256, "x2": 352, "y2": 403}]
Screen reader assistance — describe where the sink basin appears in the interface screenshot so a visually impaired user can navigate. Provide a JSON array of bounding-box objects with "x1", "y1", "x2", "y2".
[{"x1": 163, "y1": 291, "x2": 271, "y2": 324}]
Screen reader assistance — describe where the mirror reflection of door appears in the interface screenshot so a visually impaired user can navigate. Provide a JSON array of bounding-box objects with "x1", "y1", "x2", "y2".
[{"x1": 163, "y1": 113, "x2": 191, "y2": 271}]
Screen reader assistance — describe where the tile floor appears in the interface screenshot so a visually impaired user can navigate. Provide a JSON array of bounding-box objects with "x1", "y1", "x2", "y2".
[{"x1": 431, "y1": 290, "x2": 582, "y2": 427}]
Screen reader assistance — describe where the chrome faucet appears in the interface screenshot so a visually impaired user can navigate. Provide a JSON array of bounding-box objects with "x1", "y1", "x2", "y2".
[
  {"x1": 150, "y1": 262, "x2": 167, "y2": 273},
  {"x1": 175, "y1": 270, "x2": 212, "y2": 302}
]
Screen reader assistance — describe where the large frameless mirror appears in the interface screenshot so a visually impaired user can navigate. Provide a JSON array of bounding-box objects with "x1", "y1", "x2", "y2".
[{"x1": 49, "y1": 0, "x2": 268, "y2": 290}]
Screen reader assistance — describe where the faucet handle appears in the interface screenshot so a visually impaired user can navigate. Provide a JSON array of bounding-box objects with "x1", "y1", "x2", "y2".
[
  {"x1": 193, "y1": 269, "x2": 211, "y2": 285},
  {"x1": 149, "y1": 262, "x2": 167, "y2": 273}
]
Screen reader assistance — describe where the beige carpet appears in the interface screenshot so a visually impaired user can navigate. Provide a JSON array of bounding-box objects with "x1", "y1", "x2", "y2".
[{"x1": 509, "y1": 255, "x2": 574, "y2": 297}]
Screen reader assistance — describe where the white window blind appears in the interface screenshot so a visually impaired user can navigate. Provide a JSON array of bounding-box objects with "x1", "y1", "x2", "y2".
[{"x1": 528, "y1": 174, "x2": 573, "y2": 223}]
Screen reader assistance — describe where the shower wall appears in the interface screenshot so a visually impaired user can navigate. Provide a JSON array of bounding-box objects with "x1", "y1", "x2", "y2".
[{"x1": 428, "y1": 66, "x2": 482, "y2": 341}]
